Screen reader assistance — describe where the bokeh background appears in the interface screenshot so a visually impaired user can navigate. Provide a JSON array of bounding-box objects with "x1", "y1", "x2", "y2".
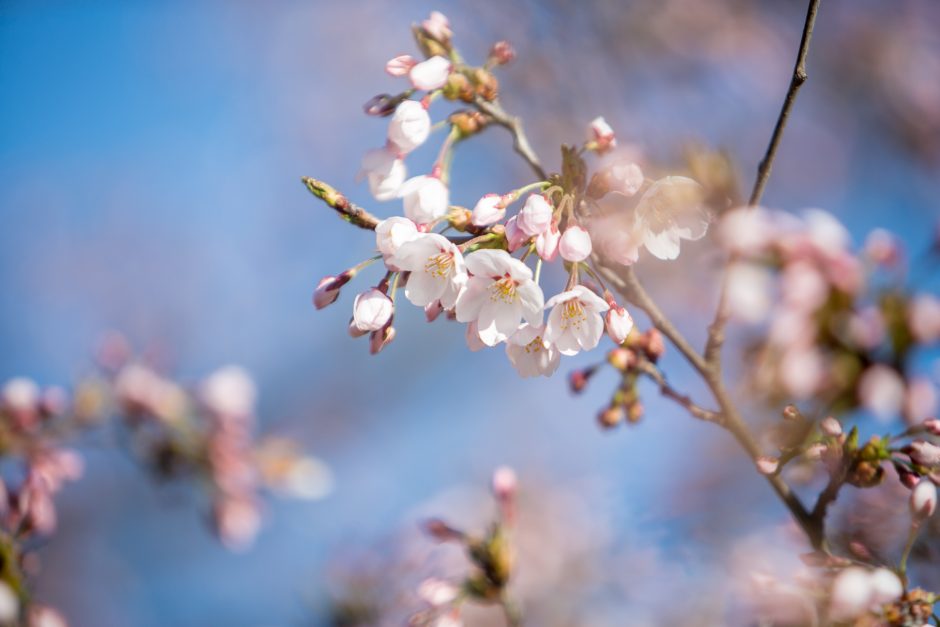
[{"x1": 1, "y1": 0, "x2": 938, "y2": 625}]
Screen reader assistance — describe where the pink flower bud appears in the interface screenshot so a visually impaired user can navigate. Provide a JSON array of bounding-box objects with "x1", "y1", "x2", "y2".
[
  {"x1": 909, "y1": 294, "x2": 940, "y2": 344},
  {"x1": 369, "y1": 324, "x2": 396, "y2": 355},
  {"x1": 605, "y1": 305, "x2": 634, "y2": 345},
  {"x1": 804, "y1": 442, "x2": 827, "y2": 460},
  {"x1": 829, "y1": 567, "x2": 874, "y2": 621},
  {"x1": 421, "y1": 11, "x2": 451, "y2": 42},
  {"x1": 588, "y1": 116, "x2": 616, "y2": 153},
  {"x1": 489, "y1": 41, "x2": 516, "y2": 66},
  {"x1": 352, "y1": 288, "x2": 394, "y2": 332},
  {"x1": 425, "y1": 300, "x2": 443, "y2": 323},
  {"x1": 503, "y1": 216, "x2": 529, "y2": 252},
  {"x1": 516, "y1": 194, "x2": 553, "y2": 236},
  {"x1": 362, "y1": 93, "x2": 397, "y2": 117},
  {"x1": 409, "y1": 56, "x2": 451, "y2": 91},
  {"x1": 756, "y1": 456, "x2": 779, "y2": 475},
  {"x1": 387, "y1": 100, "x2": 431, "y2": 154},
  {"x1": 910, "y1": 440, "x2": 940, "y2": 466},
  {"x1": 214, "y1": 497, "x2": 261, "y2": 552},
  {"x1": 399, "y1": 175, "x2": 449, "y2": 225},
  {"x1": 385, "y1": 54, "x2": 417, "y2": 77},
  {"x1": 924, "y1": 417, "x2": 940, "y2": 436},
  {"x1": 863, "y1": 228, "x2": 900, "y2": 266},
  {"x1": 492, "y1": 465, "x2": 517, "y2": 524},
  {"x1": 858, "y1": 364, "x2": 905, "y2": 421},
  {"x1": 568, "y1": 367, "x2": 596, "y2": 394},
  {"x1": 422, "y1": 518, "x2": 463, "y2": 542},
  {"x1": 868, "y1": 568, "x2": 903, "y2": 605},
  {"x1": 313, "y1": 273, "x2": 352, "y2": 309},
  {"x1": 559, "y1": 225, "x2": 593, "y2": 262},
  {"x1": 910, "y1": 478, "x2": 937, "y2": 518},
  {"x1": 535, "y1": 221, "x2": 560, "y2": 261},
  {"x1": 820, "y1": 416, "x2": 842, "y2": 437},
  {"x1": 470, "y1": 193, "x2": 504, "y2": 227},
  {"x1": 417, "y1": 578, "x2": 459, "y2": 607},
  {"x1": 348, "y1": 319, "x2": 369, "y2": 338}
]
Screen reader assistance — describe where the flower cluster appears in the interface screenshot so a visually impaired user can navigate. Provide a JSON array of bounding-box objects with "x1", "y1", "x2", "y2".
[{"x1": 310, "y1": 11, "x2": 711, "y2": 378}]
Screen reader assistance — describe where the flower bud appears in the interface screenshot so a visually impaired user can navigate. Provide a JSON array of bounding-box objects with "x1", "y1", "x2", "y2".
[
  {"x1": 369, "y1": 324, "x2": 396, "y2": 355},
  {"x1": 820, "y1": 416, "x2": 842, "y2": 437},
  {"x1": 362, "y1": 93, "x2": 398, "y2": 117},
  {"x1": 399, "y1": 175, "x2": 449, "y2": 225},
  {"x1": 201, "y1": 366, "x2": 256, "y2": 419},
  {"x1": 347, "y1": 319, "x2": 368, "y2": 338},
  {"x1": 360, "y1": 147, "x2": 406, "y2": 201},
  {"x1": 756, "y1": 456, "x2": 779, "y2": 475},
  {"x1": 643, "y1": 329, "x2": 666, "y2": 362},
  {"x1": 409, "y1": 55, "x2": 451, "y2": 91},
  {"x1": 492, "y1": 466, "x2": 517, "y2": 524},
  {"x1": 896, "y1": 465, "x2": 920, "y2": 489},
  {"x1": 911, "y1": 477, "x2": 937, "y2": 518},
  {"x1": 1, "y1": 377, "x2": 40, "y2": 414},
  {"x1": 909, "y1": 440, "x2": 940, "y2": 466},
  {"x1": 535, "y1": 221, "x2": 560, "y2": 261},
  {"x1": 352, "y1": 289, "x2": 394, "y2": 332},
  {"x1": 503, "y1": 216, "x2": 529, "y2": 252},
  {"x1": 598, "y1": 405, "x2": 624, "y2": 429},
  {"x1": 488, "y1": 40, "x2": 516, "y2": 66},
  {"x1": 387, "y1": 100, "x2": 431, "y2": 154},
  {"x1": 425, "y1": 301, "x2": 443, "y2": 323},
  {"x1": 313, "y1": 272, "x2": 352, "y2": 309},
  {"x1": 605, "y1": 305, "x2": 634, "y2": 345},
  {"x1": 385, "y1": 54, "x2": 416, "y2": 77},
  {"x1": 782, "y1": 404, "x2": 802, "y2": 421},
  {"x1": 868, "y1": 568, "x2": 903, "y2": 605},
  {"x1": 443, "y1": 72, "x2": 474, "y2": 102},
  {"x1": 924, "y1": 417, "x2": 940, "y2": 436},
  {"x1": 470, "y1": 194, "x2": 505, "y2": 227},
  {"x1": 423, "y1": 518, "x2": 464, "y2": 542},
  {"x1": 607, "y1": 347, "x2": 636, "y2": 371},
  {"x1": 588, "y1": 116, "x2": 616, "y2": 154},
  {"x1": 421, "y1": 11, "x2": 451, "y2": 43},
  {"x1": 417, "y1": 578, "x2": 460, "y2": 607},
  {"x1": 559, "y1": 225, "x2": 593, "y2": 262},
  {"x1": 804, "y1": 442, "x2": 827, "y2": 461},
  {"x1": 473, "y1": 68, "x2": 499, "y2": 101},
  {"x1": 568, "y1": 367, "x2": 596, "y2": 394},
  {"x1": 449, "y1": 110, "x2": 487, "y2": 135},
  {"x1": 626, "y1": 401, "x2": 644, "y2": 423},
  {"x1": 375, "y1": 216, "x2": 419, "y2": 263},
  {"x1": 517, "y1": 194, "x2": 552, "y2": 236}
]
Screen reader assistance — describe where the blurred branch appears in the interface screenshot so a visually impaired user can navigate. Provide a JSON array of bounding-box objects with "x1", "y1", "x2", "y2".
[
  {"x1": 636, "y1": 360, "x2": 723, "y2": 424},
  {"x1": 473, "y1": 97, "x2": 548, "y2": 181},
  {"x1": 703, "y1": 0, "x2": 823, "y2": 368},
  {"x1": 301, "y1": 176, "x2": 380, "y2": 230}
]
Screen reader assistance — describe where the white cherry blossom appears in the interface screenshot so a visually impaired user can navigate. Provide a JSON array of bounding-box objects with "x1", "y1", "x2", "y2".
[
  {"x1": 399, "y1": 175, "x2": 449, "y2": 224},
  {"x1": 544, "y1": 285, "x2": 610, "y2": 355},
  {"x1": 506, "y1": 323, "x2": 560, "y2": 378},
  {"x1": 633, "y1": 176, "x2": 709, "y2": 260},
  {"x1": 470, "y1": 193, "x2": 504, "y2": 226},
  {"x1": 360, "y1": 147, "x2": 406, "y2": 201},
  {"x1": 455, "y1": 249, "x2": 544, "y2": 346},
  {"x1": 392, "y1": 233, "x2": 466, "y2": 309},
  {"x1": 387, "y1": 100, "x2": 431, "y2": 153},
  {"x1": 409, "y1": 56, "x2": 451, "y2": 91},
  {"x1": 352, "y1": 288, "x2": 394, "y2": 332},
  {"x1": 558, "y1": 225, "x2": 592, "y2": 262},
  {"x1": 516, "y1": 194, "x2": 553, "y2": 236},
  {"x1": 375, "y1": 216, "x2": 418, "y2": 265}
]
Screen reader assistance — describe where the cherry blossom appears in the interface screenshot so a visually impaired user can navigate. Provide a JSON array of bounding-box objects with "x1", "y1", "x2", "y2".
[
  {"x1": 455, "y1": 250, "x2": 544, "y2": 346},
  {"x1": 352, "y1": 288, "x2": 394, "y2": 332},
  {"x1": 605, "y1": 303, "x2": 634, "y2": 345},
  {"x1": 399, "y1": 175, "x2": 449, "y2": 225},
  {"x1": 421, "y1": 10, "x2": 451, "y2": 42},
  {"x1": 360, "y1": 146, "x2": 407, "y2": 201},
  {"x1": 470, "y1": 193, "x2": 505, "y2": 227},
  {"x1": 506, "y1": 323, "x2": 560, "y2": 378},
  {"x1": 588, "y1": 116, "x2": 616, "y2": 153},
  {"x1": 909, "y1": 293, "x2": 940, "y2": 344},
  {"x1": 535, "y1": 221, "x2": 560, "y2": 261},
  {"x1": 544, "y1": 285, "x2": 610, "y2": 355},
  {"x1": 858, "y1": 364, "x2": 905, "y2": 421},
  {"x1": 385, "y1": 54, "x2": 416, "y2": 77},
  {"x1": 911, "y1": 478, "x2": 937, "y2": 518},
  {"x1": 409, "y1": 56, "x2": 451, "y2": 91},
  {"x1": 558, "y1": 225, "x2": 592, "y2": 262},
  {"x1": 632, "y1": 176, "x2": 709, "y2": 260},
  {"x1": 516, "y1": 194, "x2": 553, "y2": 237},
  {"x1": 201, "y1": 366, "x2": 257, "y2": 419},
  {"x1": 375, "y1": 216, "x2": 419, "y2": 264},
  {"x1": 393, "y1": 233, "x2": 467, "y2": 309},
  {"x1": 387, "y1": 100, "x2": 431, "y2": 154}
]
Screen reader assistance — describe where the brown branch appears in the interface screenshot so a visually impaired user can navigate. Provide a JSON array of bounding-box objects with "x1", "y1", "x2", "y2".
[
  {"x1": 473, "y1": 97, "x2": 548, "y2": 181},
  {"x1": 703, "y1": 0, "x2": 822, "y2": 368},
  {"x1": 636, "y1": 361, "x2": 723, "y2": 424},
  {"x1": 301, "y1": 176, "x2": 380, "y2": 230}
]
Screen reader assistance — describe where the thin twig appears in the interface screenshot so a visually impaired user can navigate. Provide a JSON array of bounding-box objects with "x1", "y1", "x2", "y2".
[
  {"x1": 301, "y1": 176, "x2": 380, "y2": 230},
  {"x1": 636, "y1": 360, "x2": 723, "y2": 424},
  {"x1": 473, "y1": 97, "x2": 548, "y2": 180},
  {"x1": 703, "y1": 0, "x2": 822, "y2": 368}
]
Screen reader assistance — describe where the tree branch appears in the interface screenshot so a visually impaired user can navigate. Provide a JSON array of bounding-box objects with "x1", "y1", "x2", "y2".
[
  {"x1": 636, "y1": 360, "x2": 723, "y2": 425},
  {"x1": 473, "y1": 97, "x2": 548, "y2": 181},
  {"x1": 703, "y1": 0, "x2": 822, "y2": 368},
  {"x1": 301, "y1": 176, "x2": 380, "y2": 230}
]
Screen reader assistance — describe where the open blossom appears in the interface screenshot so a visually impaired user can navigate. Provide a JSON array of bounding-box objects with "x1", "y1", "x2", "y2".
[
  {"x1": 352, "y1": 288, "x2": 393, "y2": 332},
  {"x1": 470, "y1": 193, "x2": 504, "y2": 227},
  {"x1": 516, "y1": 194, "x2": 553, "y2": 236},
  {"x1": 911, "y1": 478, "x2": 937, "y2": 518},
  {"x1": 455, "y1": 250, "x2": 544, "y2": 346},
  {"x1": 607, "y1": 161, "x2": 644, "y2": 196},
  {"x1": 544, "y1": 285, "x2": 610, "y2": 355},
  {"x1": 909, "y1": 293, "x2": 940, "y2": 343},
  {"x1": 829, "y1": 567, "x2": 902, "y2": 621},
  {"x1": 393, "y1": 233, "x2": 466, "y2": 309},
  {"x1": 408, "y1": 55, "x2": 451, "y2": 91},
  {"x1": 589, "y1": 116, "x2": 616, "y2": 152},
  {"x1": 905, "y1": 377, "x2": 937, "y2": 423},
  {"x1": 387, "y1": 100, "x2": 430, "y2": 153},
  {"x1": 418, "y1": 578, "x2": 460, "y2": 607},
  {"x1": 535, "y1": 221, "x2": 560, "y2": 261},
  {"x1": 1, "y1": 377, "x2": 39, "y2": 413},
  {"x1": 858, "y1": 364, "x2": 905, "y2": 421},
  {"x1": 360, "y1": 146, "x2": 406, "y2": 201},
  {"x1": 559, "y1": 225, "x2": 592, "y2": 262},
  {"x1": 421, "y1": 10, "x2": 451, "y2": 41},
  {"x1": 375, "y1": 216, "x2": 418, "y2": 264},
  {"x1": 632, "y1": 176, "x2": 709, "y2": 260},
  {"x1": 201, "y1": 366, "x2": 256, "y2": 418},
  {"x1": 726, "y1": 262, "x2": 773, "y2": 323},
  {"x1": 399, "y1": 175, "x2": 449, "y2": 224},
  {"x1": 506, "y1": 323, "x2": 560, "y2": 378},
  {"x1": 605, "y1": 304, "x2": 634, "y2": 344}
]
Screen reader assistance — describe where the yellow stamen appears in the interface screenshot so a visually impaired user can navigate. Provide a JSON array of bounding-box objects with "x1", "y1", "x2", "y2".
[
  {"x1": 561, "y1": 299, "x2": 587, "y2": 330},
  {"x1": 424, "y1": 252, "x2": 454, "y2": 279},
  {"x1": 489, "y1": 275, "x2": 518, "y2": 304}
]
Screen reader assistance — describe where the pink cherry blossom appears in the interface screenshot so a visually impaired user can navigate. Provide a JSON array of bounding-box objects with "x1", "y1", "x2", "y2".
[
  {"x1": 726, "y1": 263, "x2": 772, "y2": 323},
  {"x1": 375, "y1": 216, "x2": 418, "y2": 266},
  {"x1": 398, "y1": 175, "x2": 449, "y2": 224},
  {"x1": 465, "y1": 320, "x2": 486, "y2": 352},
  {"x1": 421, "y1": 11, "x2": 451, "y2": 41},
  {"x1": 588, "y1": 116, "x2": 616, "y2": 152},
  {"x1": 607, "y1": 161, "x2": 644, "y2": 196},
  {"x1": 910, "y1": 440, "x2": 940, "y2": 466},
  {"x1": 369, "y1": 325, "x2": 395, "y2": 355},
  {"x1": 392, "y1": 233, "x2": 466, "y2": 309},
  {"x1": 559, "y1": 225, "x2": 592, "y2": 262},
  {"x1": 820, "y1": 416, "x2": 842, "y2": 437},
  {"x1": 632, "y1": 176, "x2": 709, "y2": 260},
  {"x1": 418, "y1": 578, "x2": 459, "y2": 607},
  {"x1": 779, "y1": 346, "x2": 824, "y2": 399},
  {"x1": 911, "y1": 478, "x2": 937, "y2": 518},
  {"x1": 1, "y1": 377, "x2": 39, "y2": 413},
  {"x1": 544, "y1": 285, "x2": 610, "y2": 355},
  {"x1": 214, "y1": 496, "x2": 262, "y2": 552},
  {"x1": 503, "y1": 215, "x2": 529, "y2": 252},
  {"x1": 470, "y1": 193, "x2": 504, "y2": 226},
  {"x1": 201, "y1": 366, "x2": 257, "y2": 419},
  {"x1": 863, "y1": 228, "x2": 900, "y2": 266},
  {"x1": 409, "y1": 56, "x2": 451, "y2": 91},
  {"x1": 605, "y1": 303, "x2": 634, "y2": 345},
  {"x1": 506, "y1": 323, "x2": 560, "y2": 378},
  {"x1": 360, "y1": 146, "x2": 406, "y2": 201},
  {"x1": 516, "y1": 194, "x2": 553, "y2": 236},
  {"x1": 352, "y1": 288, "x2": 394, "y2": 332},
  {"x1": 455, "y1": 250, "x2": 544, "y2": 346},
  {"x1": 909, "y1": 293, "x2": 940, "y2": 344},
  {"x1": 905, "y1": 377, "x2": 938, "y2": 424},
  {"x1": 535, "y1": 221, "x2": 560, "y2": 261},
  {"x1": 385, "y1": 54, "x2": 416, "y2": 77},
  {"x1": 756, "y1": 456, "x2": 779, "y2": 475},
  {"x1": 858, "y1": 364, "x2": 905, "y2": 421},
  {"x1": 387, "y1": 100, "x2": 431, "y2": 153},
  {"x1": 781, "y1": 261, "x2": 829, "y2": 312}
]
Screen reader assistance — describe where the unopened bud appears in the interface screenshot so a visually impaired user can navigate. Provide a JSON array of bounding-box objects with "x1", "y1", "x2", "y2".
[
  {"x1": 909, "y1": 440, "x2": 940, "y2": 466},
  {"x1": 643, "y1": 329, "x2": 665, "y2": 362},
  {"x1": 910, "y1": 478, "x2": 937, "y2": 518},
  {"x1": 804, "y1": 442, "x2": 826, "y2": 460},
  {"x1": 425, "y1": 301, "x2": 443, "y2": 323},
  {"x1": 607, "y1": 347, "x2": 636, "y2": 371},
  {"x1": 492, "y1": 466, "x2": 517, "y2": 524},
  {"x1": 626, "y1": 401, "x2": 644, "y2": 423},
  {"x1": 449, "y1": 110, "x2": 488, "y2": 136},
  {"x1": 348, "y1": 319, "x2": 369, "y2": 338},
  {"x1": 756, "y1": 456, "x2": 779, "y2": 475},
  {"x1": 442, "y1": 72, "x2": 474, "y2": 102},
  {"x1": 896, "y1": 465, "x2": 920, "y2": 489},
  {"x1": 314, "y1": 272, "x2": 353, "y2": 310},
  {"x1": 782, "y1": 404, "x2": 802, "y2": 421},
  {"x1": 369, "y1": 324, "x2": 395, "y2": 355},
  {"x1": 820, "y1": 416, "x2": 842, "y2": 437},
  {"x1": 488, "y1": 41, "x2": 516, "y2": 66},
  {"x1": 362, "y1": 93, "x2": 398, "y2": 117},
  {"x1": 473, "y1": 68, "x2": 499, "y2": 101},
  {"x1": 924, "y1": 417, "x2": 940, "y2": 436},
  {"x1": 422, "y1": 518, "x2": 464, "y2": 543},
  {"x1": 568, "y1": 367, "x2": 596, "y2": 394},
  {"x1": 598, "y1": 405, "x2": 624, "y2": 429}
]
